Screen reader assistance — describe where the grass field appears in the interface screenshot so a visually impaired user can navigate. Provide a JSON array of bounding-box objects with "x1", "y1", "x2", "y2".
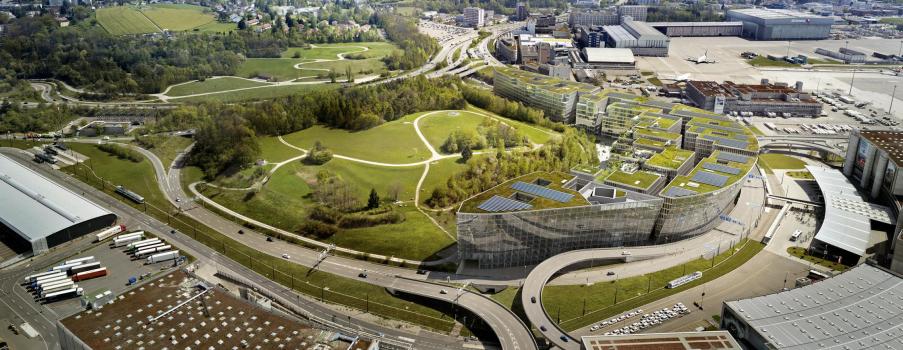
[
  {"x1": 171, "y1": 84, "x2": 335, "y2": 103},
  {"x1": 282, "y1": 42, "x2": 399, "y2": 60},
  {"x1": 758, "y1": 153, "x2": 806, "y2": 170},
  {"x1": 258, "y1": 136, "x2": 304, "y2": 163},
  {"x1": 140, "y1": 4, "x2": 216, "y2": 31},
  {"x1": 295, "y1": 59, "x2": 388, "y2": 78},
  {"x1": 197, "y1": 158, "x2": 448, "y2": 259},
  {"x1": 166, "y1": 77, "x2": 270, "y2": 97},
  {"x1": 418, "y1": 110, "x2": 554, "y2": 153},
  {"x1": 881, "y1": 17, "x2": 903, "y2": 25},
  {"x1": 421, "y1": 156, "x2": 482, "y2": 203},
  {"x1": 236, "y1": 58, "x2": 311, "y2": 81},
  {"x1": 281, "y1": 116, "x2": 432, "y2": 164},
  {"x1": 58, "y1": 147, "x2": 459, "y2": 332},
  {"x1": 464, "y1": 106, "x2": 560, "y2": 145},
  {"x1": 747, "y1": 57, "x2": 799, "y2": 67},
  {"x1": 787, "y1": 247, "x2": 848, "y2": 271},
  {"x1": 194, "y1": 21, "x2": 236, "y2": 33},
  {"x1": 542, "y1": 240, "x2": 764, "y2": 331},
  {"x1": 96, "y1": 6, "x2": 159, "y2": 35}
]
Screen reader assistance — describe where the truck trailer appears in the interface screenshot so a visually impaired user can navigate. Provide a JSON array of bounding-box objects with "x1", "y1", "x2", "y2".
[
  {"x1": 69, "y1": 262, "x2": 102, "y2": 275},
  {"x1": 146, "y1": 251, "x2": 179, "y2": 264},
  {"x1": 64, "y1": 256, "x2": 96, "y2": 265},
  {"x1": 94, "y1": 225, "x2": 127, "y2": 242},
  {"x1": 134, "y1": 245, "x2": 171, "y2": 258},
  {"x1": 113, "y1": 235, "x2": 143, "y2": 247},
  {"x1": 125, "y1": 238, "x2": 161, "y2": 252},
  {"x1": 43, "y1": 287, "x2": 84, "y2": 302},
  {"x1": 72, "y1": 268, "x2": 108, "y2": 282}
]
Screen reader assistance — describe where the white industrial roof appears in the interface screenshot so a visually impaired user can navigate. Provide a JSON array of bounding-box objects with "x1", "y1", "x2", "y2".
[
  {"x1": 583, "y1": 48, "x2": 635, "y2": 64},
  {"x1": 0, "y1": 153, "x2": 113, "y2": 242},
  {"x1": 729, "y1": 8, "x2": 822, "y2": 20},
  {"x1": 724, "y1": 264, "x2": 903, "y2": 350},
  {"x1": 807, "y1": 165, "x2": 893, "y2": 256},
  {"x1": 646, "y1": 21, "x2": 743, "y2": 27}
]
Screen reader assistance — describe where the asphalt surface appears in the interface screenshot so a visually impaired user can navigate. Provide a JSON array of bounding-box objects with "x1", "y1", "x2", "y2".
[{"x1": 0, "y1": 149, "x2": 476, "y2": 350}]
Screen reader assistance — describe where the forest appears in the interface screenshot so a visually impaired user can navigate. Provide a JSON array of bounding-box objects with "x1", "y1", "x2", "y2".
[{"x1": 374, "y1": 13, "x2": 439, "y2": 70}]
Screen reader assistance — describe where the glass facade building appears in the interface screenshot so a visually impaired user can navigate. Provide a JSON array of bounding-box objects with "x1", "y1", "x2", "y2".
[{"x1": 458, "y1": 180, "x2": 663, "y2": 268}]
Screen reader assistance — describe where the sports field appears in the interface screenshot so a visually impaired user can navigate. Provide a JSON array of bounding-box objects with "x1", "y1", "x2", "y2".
[
  {"x1": 166, "y1": 77, "x2": 270, "y2": 97},
  {"x1": 96, "y1": 6, "x2": 159, "y2": 35},
  {"x1": 96, "y1": 4, "x2": 218, "y2": 35}
]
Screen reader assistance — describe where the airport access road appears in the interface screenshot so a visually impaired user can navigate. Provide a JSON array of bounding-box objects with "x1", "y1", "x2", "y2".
[
  {"x1": 4, "y1": 149, "x2": 538, "y2": 350},
  {"x1": 0, "y1": 149, "x2": 474, "y2": 350}
]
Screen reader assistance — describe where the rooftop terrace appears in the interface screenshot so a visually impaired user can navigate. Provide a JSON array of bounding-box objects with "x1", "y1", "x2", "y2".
[
  {"x1": 661, "y1": 151, "x2": 755, "y2": 196},
  {"x1": 496, "y1": 67, "x2": 597, "y2": 94},
  {"x1": 603, "y1": 170, "x2": 663, "y2": 191},
  {"x1": 645, "y1": 147, "x2": 695, "y2": 170}
]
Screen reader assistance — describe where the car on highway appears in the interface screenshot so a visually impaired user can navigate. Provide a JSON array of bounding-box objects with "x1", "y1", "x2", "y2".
[
  {"x1": 607, "y1": 271, "x2": 615, "y2": 276},
  {"x1": 170, "y1": 229, "x2": 177, "y2": 235},
  {"x1": 238, "y1": 229, "x2": 244, "y2": 234},
  {"x1": 358, "y1": 271, "x2": 368, "y2": 278},
  {"x1": 560, "y1": 335, "x2": 569, "y2": 342},
  {"x1": 281, "y1": 254, "x2": 290, "y2": 259},
  {"x1": 540, "y1": 325, "x2": 547, "y2": 332},
  {"x1": 266, "y1": 236, "x2": 273, "y2": 242},
  {"x1": 439, "y1": 289, "x2": 447, "y2": 294},
  {"x1": 416, "y1": 269, "x2": 426, "y2": 275},
  {"x1": 531, "y1": 296, "x2": 536, "y2": 303}
]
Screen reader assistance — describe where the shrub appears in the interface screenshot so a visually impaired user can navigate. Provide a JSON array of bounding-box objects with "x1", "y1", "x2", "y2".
[
  {"x1": 300, "y1": 220, "x2": 338, "y2": 239},
  {"x1": 98, "y1": 143, "x2": 142, "y2": 163}
]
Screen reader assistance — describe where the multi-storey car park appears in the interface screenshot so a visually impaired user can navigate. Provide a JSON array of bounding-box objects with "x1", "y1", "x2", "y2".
[{"x1": 462, "y1": 68, "x2": 759, "y2": 268}]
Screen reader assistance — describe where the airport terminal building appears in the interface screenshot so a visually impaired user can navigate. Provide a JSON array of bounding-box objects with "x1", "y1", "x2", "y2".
[{"x1": 0, "y1": 154, "x2": 117, "y2": 256}]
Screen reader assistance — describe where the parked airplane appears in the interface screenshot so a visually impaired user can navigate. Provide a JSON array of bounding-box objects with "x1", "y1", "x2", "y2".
[{"x1": 687, "y1": 50, "x2": 717, "y2": 64}]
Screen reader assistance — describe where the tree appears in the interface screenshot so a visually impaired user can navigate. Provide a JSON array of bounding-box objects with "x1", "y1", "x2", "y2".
[
  {"x1": 461, "y1": 144, "x2": 472, "y2": 162},
  {"x1": 345, "y1": 65, "x2": 354, "y2": 83},
  {"x1": 238, "y1": 19, "x2": 247, "y2": 30},
  {"x1": 367, "y1": 188, "x2": 380, "y2": 209},
  {"x1": 285, "y1": 13, "x2": 295, "y2": 28},
  {"x1": 329, "y1": 68, "x2": 337, "y2": 83}
]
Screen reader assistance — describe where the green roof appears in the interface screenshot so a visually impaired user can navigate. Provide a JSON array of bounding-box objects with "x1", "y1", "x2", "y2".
[
  {"x1": 635, "y1": 128, "x2": 681, "y2": 141},
  {"x1": 459, "y1": 172, "x2": 589, "y2": 213},
  {"x1": 661, "y1": 151, "x2": 755, "y2": 196},
  {"x1": 495, "y1": 67, "x2": 597, "y2": 94},
  {"x1": 646, "y1": 147, "x2": 694, "y2": 170},
  {"x1": 603, "y1": 170, "x2": 662, "y2": 190},
  {"x1": 634, "y1": 138, "x2": 668, "y2": 149},
  {"x1": 686, "y1": 116, "x2": 759, "y2": 153}
]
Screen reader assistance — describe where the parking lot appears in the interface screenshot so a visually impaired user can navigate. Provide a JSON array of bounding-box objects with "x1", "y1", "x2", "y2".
[
  {"x1": 418, "y1": 19, "x2": 475, "y2": 43},
  {"x1": 19, "y1": 230, "x2": 182, "y2": 318},
  {"x1": 587, "y1": 303, "x2": 692, "y2": 336}
]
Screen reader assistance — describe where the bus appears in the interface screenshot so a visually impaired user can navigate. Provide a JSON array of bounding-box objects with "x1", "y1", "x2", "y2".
[{"x1": 790, "y1": 230, "x2": 802, "y2": 242}]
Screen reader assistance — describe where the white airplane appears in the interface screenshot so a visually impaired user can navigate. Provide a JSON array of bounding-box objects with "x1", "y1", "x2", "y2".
[{"x1": 687, "y1": 50, "x2": 717, "y2": 64}]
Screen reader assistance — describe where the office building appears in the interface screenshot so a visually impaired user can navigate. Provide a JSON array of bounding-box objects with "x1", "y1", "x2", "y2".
[
  {"x1": 685, "y1": 80, "x2": 822, "y2": 117},
  {"x1": 602, "y1": 19, "x2": 670, "y2": 56},
  {"x1": 617, "y1": 5, "x2": 648, "y2": 22},
  {"x1": 721, "y1": 264, "x2": 903, "y2": 350},
  {"x1": 493, "y1": 67, "x2": 599, "y2": 123},
  {"x1": 463, "y1": 7, "x2": 485, "y2": 28},
  {"x1": 576, "y1": 26, "x2": 604, "y2": 48},
  {"x1": 726, "y1": 8, "x2": 833, "y2": 40},
  {"x1": 533, "y1": 13, "x2": 557, "y2": 33},
  {"x1": 568, "y1": 10, "x2": 619, "y2": 27},
  {"x1": 843, "y1": 130, "x2": 903, "y2": 272},
  {"x1": 457, "y1": 172, "x2": 664, "y2": 268},
  {"x1": 627, "y1": 0, "x2": 660, "y2": 5},
  {"x1": 0, "y1": 154, "x2": 117, "y2": 255},
  {"x1": 495, "y1": 37, "x2": 518, "y2": 64}
]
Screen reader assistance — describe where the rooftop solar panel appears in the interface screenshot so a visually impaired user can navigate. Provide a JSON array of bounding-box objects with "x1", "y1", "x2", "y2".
[
  {"x1": 510, "y1": 181, "x2": 574, "y2": 203},
  {"x1": 691, "y1": 171, "x2": 729, "y2": 187},
  {"x1": 664, "y1": 187, "x2": 698, "y2": 197},
  {"x1": 703, "y1": 163, "x2": 742, "y2": 175},
  {"x1": 716, "y1": 152, "x2": 749, "y2": 164},
  {"x1": 477, "y1": 195, "x2": 533, "y2": 212},
  {"x1": 701, "y1": 135, "x2": 749, "y2": 149}
]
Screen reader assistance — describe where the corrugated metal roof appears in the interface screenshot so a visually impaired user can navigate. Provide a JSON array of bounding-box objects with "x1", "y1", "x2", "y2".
[
  {"x1": 583, "y1": 48, "x2": 635, "y2": 63},
  {"x1": 807, "y1": 165, "x2": 893, "y2": 256},
  {"x1": 0, "y1": 154, "x2": 113, "y2": 243},
  {"x1": 724, "y1": 264, "x2": 903, "y2": 350}
]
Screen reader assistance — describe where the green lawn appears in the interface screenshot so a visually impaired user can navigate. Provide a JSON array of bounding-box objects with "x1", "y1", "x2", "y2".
[
  {"x1": 258, "y1": 136, "x2": 304, "y2": 163},
  {"x1": 141, "y1": 135, "x2": 193, "y2": 169},
  {"x1": 758, "y1": 153, "x2": 806, "y2": 170},
  {"x1": 171, "y1": 84, "x2": 335, "y2": 103},
  {"x1": 418, "y1": 111, "x2": 489, "y2": 151},
  {"x1": 194, "y1": 21, "x2": 236, "y2": 33},
  {"x1": 198, "y1": 158, "x2": 449, "y2": 259},
  {"x1": 96, "y1": 6, "x2": 159, "y2": 35},
  {"x1": 421, "y1": 156, "x2": 486, "y2": 204},
  {"x1": 464, "y1": 105, "x2": 560, "y2": 145},
  {"x1": 58, "y1": 147, "x2": 458, "y2": 332},
  {"x1": 880, "y1": 17, "x2": 903, "y2": 25},
  {"x1": 166, "y1": 77, "x2": 270, "y2": 97},
  {"x1": 282, "y1": 42, "x2": 399, "y2": 60},
  {"x1": 281, "y1": 117, "x2": 431, "y2": 164},
  {"x1": 140, "y1": 4, "x2": 216, "y2": 31},
  {"x1": 236, "y1": 58, "x2": 311, "y2": 81},
  {"x1": 296, "y1": 59, "x2": 388, "y2": 78},
  {"x1": 787, "y1": 170, "x2": 814, "y2": 180},
  {"x1": 544, "y1": 240, "x2": 764, "y2": 331}
]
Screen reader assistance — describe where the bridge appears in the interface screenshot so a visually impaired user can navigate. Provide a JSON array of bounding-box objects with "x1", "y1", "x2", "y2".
[{"x1": 756, "y1": 135, "x2": 846, "y2": 160}]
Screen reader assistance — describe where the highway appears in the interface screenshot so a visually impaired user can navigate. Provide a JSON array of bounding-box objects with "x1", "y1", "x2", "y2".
[{"x1": 4, "y1": 144, "x2": 538, "y2": 350}]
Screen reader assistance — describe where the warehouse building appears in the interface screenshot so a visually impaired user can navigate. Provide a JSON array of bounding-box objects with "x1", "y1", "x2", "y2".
[
  {"x1": 0, "y1": 154, "x2": 117, "y2": 255},
  {"x1": 721, "y1": 264, "x2": 903, "y2": 350},
  {"x1": 726, "y1": 8, "x2": 833, "y2": 40},
  {"x1": 602, "y1": 19, "x2": 669, "y2": 56},
  {"x1": 577, "y1": 47, "x2": 637, "y2": 69},
  {"x1": 568, "y1": 9, "x2": 618, "y2": 27},
  {"x1": 647, "y1": 21, "x2": 743, "y2": 37},
  {"x1": 582, "y1": 331, "x2": 741, "y2": 349},
  {"x1": 685, "y1": 80, "x2": 822, "y2": 117}
]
